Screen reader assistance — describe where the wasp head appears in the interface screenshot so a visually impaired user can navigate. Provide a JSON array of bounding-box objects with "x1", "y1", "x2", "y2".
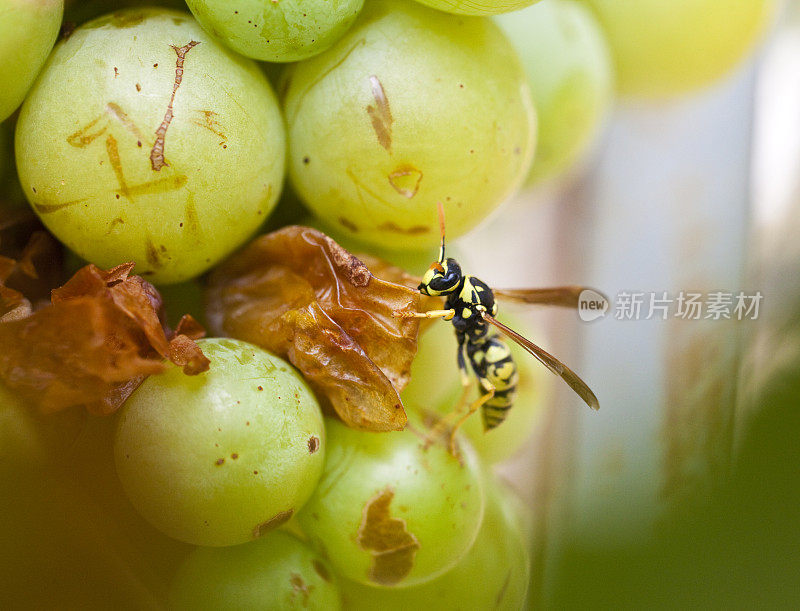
[{"x1": 419, "y1": 258, "x2": 462, "y2": 296}]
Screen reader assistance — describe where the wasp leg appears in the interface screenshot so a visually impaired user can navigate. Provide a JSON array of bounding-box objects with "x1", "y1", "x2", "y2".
[
  {"x1": 448, "y1": 381, "x2": 495, "y2": 455},
  {"x1": 424, "y1": 379, "x2": 471, "y2": 450},
  {"x1": 392, "y1": 308, "x2": 456, "y2": 320},
  {"x1": 424, "y1": 377, "x2": 473, "y2": 450}
]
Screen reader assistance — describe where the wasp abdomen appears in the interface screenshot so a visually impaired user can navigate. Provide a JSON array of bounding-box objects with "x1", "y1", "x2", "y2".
[
  {"x1": 467, "y1": 335, "x2": 518, "y2": 431},
  {"x1": 482, "y1": 388, "x2": 516, "y2": 430}
]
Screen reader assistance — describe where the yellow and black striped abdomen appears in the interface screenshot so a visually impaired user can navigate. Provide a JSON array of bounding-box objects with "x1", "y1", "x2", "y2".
[{"x1": 467, "y1": 335, "x2": 518, "y2": 430}]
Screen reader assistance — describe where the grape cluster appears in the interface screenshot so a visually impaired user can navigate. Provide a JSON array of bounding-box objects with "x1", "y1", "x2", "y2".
[{"x1": 0, "y1": 0, "x2": 773, "y2": 607}]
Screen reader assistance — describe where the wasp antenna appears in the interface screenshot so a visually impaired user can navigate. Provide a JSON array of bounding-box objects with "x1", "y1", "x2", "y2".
[{"x1": 437, "y1": 202, "x2": 446, "y2": 263}]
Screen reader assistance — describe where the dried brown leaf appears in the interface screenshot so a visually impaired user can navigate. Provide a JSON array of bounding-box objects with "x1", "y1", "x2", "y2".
[
  {"x1": 0, "y1": 262, "x2": 209, "y2": 414},
  {"x1": 207, "y1": 226, "x2": 422, "y2": 432}
]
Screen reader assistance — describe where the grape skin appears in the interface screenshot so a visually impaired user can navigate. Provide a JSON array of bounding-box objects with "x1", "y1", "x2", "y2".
[
  {"x1": 16, "y1": 8, "x2": 285, "y2": 284},
  {"x1": 0, "y1": 383, "x2": 85, "y2": 486},
  {"x1": 338, "y1": 475, "x2": 531, "y2": 610},
  {"x1": 297, "y1": 418, "x2": 485, "y2": 588},
  {"x1": 283, "y1": 0, "x2": 536, "y2": 251},
  {"x1": 581, "y1": 0, "x2": 777, "y2": 99},
  {"x1": 114, "y1": 338, "x2": 326, "y2": 547},
  {"x1": 169, "y1": 530, "x2": 342, "y2": 610},
  {"x1": 186, "y1": 0, "x2": 365, "y2": 63},
  {"x1": 410, "y1": 0, "x2": 539, "y2": 17},
  {"x1": 496, "y1": 0, "x2": 615, "y2": 184},
  {"x1": 0, "y1": 121, "x2": 8, "y2": 184},
  {"x1": 0, "y1": 0, "x2": 63, "y2": 123},
  {"x1": 0, "y1": 119, "x2": 28, "y2": 213}
]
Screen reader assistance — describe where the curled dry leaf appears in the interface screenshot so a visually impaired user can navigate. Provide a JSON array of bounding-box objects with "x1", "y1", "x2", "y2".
[
  {"x1": 207, "y1": 226, "x2": 422, "y2": 432},
  {"x1": 0, "y1": 261, "x2": 209, "y2": 415}
]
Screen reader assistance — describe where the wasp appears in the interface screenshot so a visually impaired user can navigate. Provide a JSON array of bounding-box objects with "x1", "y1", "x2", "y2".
[{"x1": 395, "y1": 204, "x2": 599, "y2": 448}]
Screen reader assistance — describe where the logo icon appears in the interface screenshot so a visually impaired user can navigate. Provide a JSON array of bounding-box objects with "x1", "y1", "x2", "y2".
[{"x1": 578, "y1": 289, "x2": 609, "y2": 322}]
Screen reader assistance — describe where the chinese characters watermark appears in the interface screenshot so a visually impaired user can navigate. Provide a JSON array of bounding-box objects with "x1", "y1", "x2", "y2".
[{"x1": 578, "y1": 291, "x2": 763, "y2": 322}]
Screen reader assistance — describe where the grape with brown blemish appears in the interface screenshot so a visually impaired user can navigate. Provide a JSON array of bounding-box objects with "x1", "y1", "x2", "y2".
[
  {"x1": 15, "y1": 8, "x2": 285, "y2": 284},
  {"x1": 297, "y1": 418, "x2": 485, "y2": 588},
  {"x1": 169, "y1": 530, "x2": 342, "y2": 610},
  {"x1": 338, "y1": 475, "x2": 531, "y2": 609},
  {"x1": 283, "y1": 0, "x2": 536, "y2": 251},
  {"x1": 114, "y1": 338, "x2": 325, "y2": 546}
]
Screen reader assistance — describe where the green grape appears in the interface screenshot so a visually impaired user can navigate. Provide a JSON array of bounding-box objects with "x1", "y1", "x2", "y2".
[
  {"x1": 185, "y1": 0, "x2": 365, "y2": 63},
  {"x1": 410, "y1": 0, "x2": 538, "y2": 16},
  {"x1": 2, "y1": 408, "x2": 194, "y2": 608},
  {"x1": 16, "y1": 8, "x2": 284, "y2": 284},
  {"x1": 496, "y1": 0, "x2": 614, "y2": 185},
  {"x1": 339, "y1": 474, "x2": 531, "y2": 610},
  {"x1": 0, "y1": 0, "x2": 63, "y2": 123},
  {"x1": 297, "y1": 418, "x2": 485, "y2": 588},
  {"x1": 283, "y1": 0, "x2": 536, "y2": 251},
  {"x1": 402, "y1": 313, "x2": 549, "y2": 464},
  {"x1": 581, "y1": 0, "x2": 776, "y2": 99},
  {"x1": 169, "y1": 530, "x2": 341, "y2": 610},
  {"x1": 114, "y1": 338, "x2": 325, "y2": 547}
]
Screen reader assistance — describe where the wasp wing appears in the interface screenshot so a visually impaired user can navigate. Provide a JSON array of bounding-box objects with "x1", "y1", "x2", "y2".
[
  {"x1": 481, "y1": 313, "x2": 599, "y2": 411},
  {"x1": 492, "y1": 286, "x2": 601, "y2": 308}
]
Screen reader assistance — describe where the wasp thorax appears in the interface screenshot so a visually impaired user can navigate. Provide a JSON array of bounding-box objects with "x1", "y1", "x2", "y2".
[{"x1": 419, "y1": 258, "x2": 462, "y2": 296}]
